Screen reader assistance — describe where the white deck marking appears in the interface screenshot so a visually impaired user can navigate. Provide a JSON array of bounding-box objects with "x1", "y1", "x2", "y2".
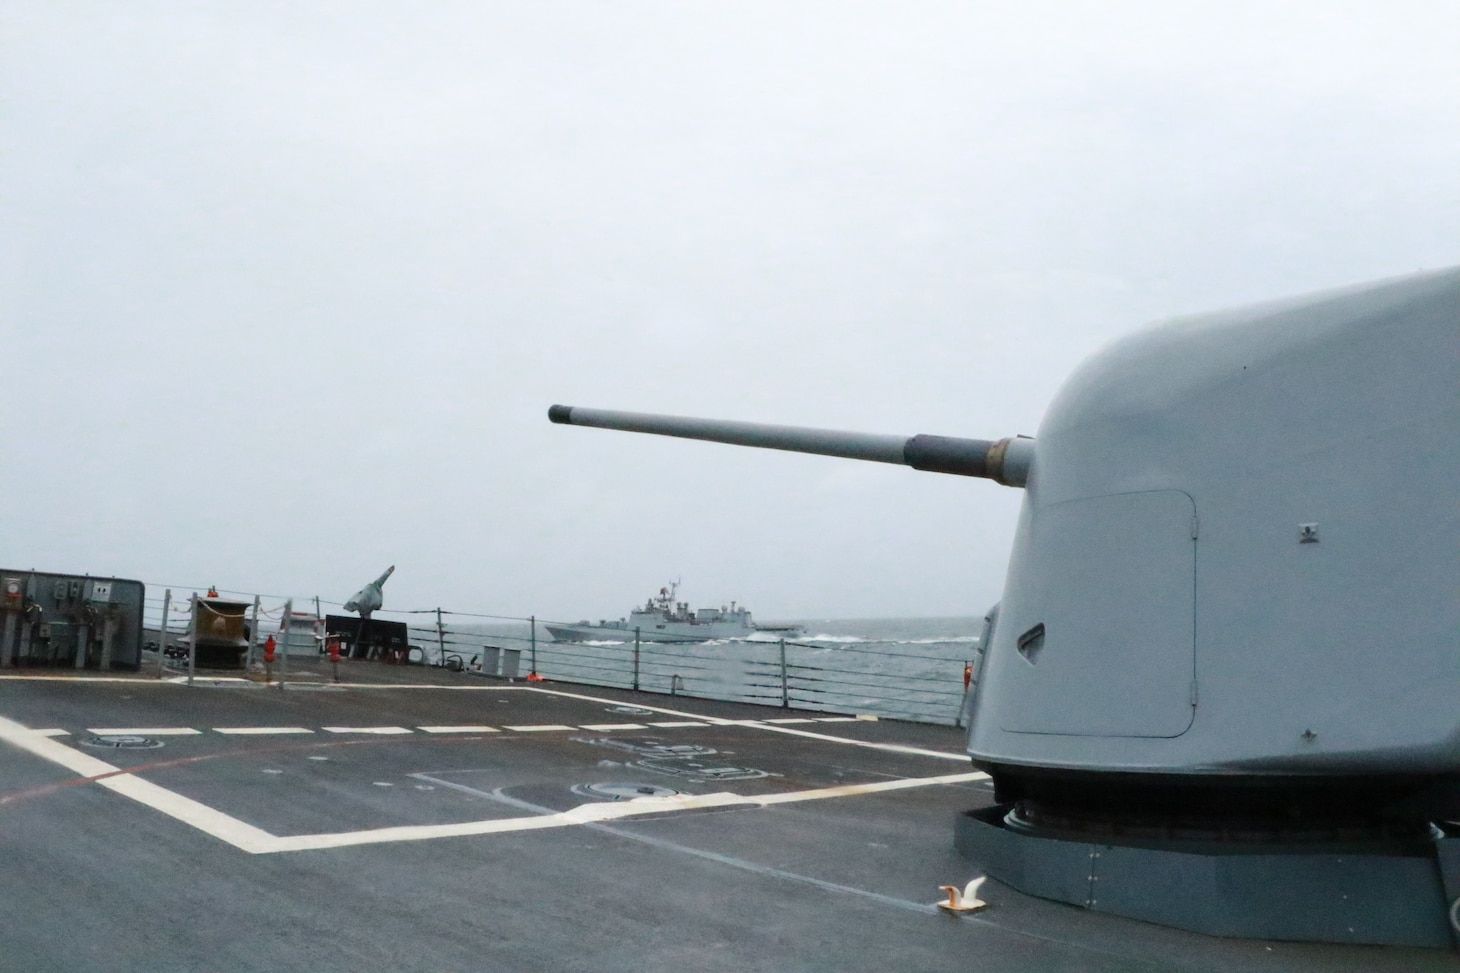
[
  {"x1": 261, "y1": 790, "x2": 760, "y2": 853},
  {"x1": 0, "y1": 716, "x2": 275, "y2": 854},
  {"x1": 502, "y1": 724, "x2": 575, "y2": 732},
  {"x1": 0, "y1": 675, "x2": 158, "y2": 683},
  {"x1": 321, "y1": 726, "x2": 413, "y2": 735},
  {"x1": 162, "y1": 676, "x2": 259, "y2": 687},
  {"x1": 647, "y1": 721, "x2": 708, "y2": 727},
  {"x1": 260, "y1": 770, "x2": 990, "y2": 853},
  {"x1": 329, "y1": 683, "x2": 535, "y2": 690},
  {"x1": 0, "y1": 690, "x2": 979, "y2": 855},
  {"x1": 731, "y1": 722, "x2": 971, "y2": 761},
  {"x1": 1, "y1": 717, "x2": 135, "y2": 778},
  {"x1": 517, "y1": 688, "x2": 970, "y2": 761},
  {"x1": 99, "y1": 774, "x2": 278, "y2": 852},
  {"x1": 416, "y1": 726, "x2": 500, "y2": 734},
  {"x1": 576, "y1": 723, "x2": 648, "y2": 731},
  {"x1": 87, "y1": 727, "x2": 202, "y2": 736},
  {"x1": 763, "y1": 718, "x2": 815, "y2": 724},
  {"x1": 214, "y1": 727, "x2": 315, "y2": 735}
]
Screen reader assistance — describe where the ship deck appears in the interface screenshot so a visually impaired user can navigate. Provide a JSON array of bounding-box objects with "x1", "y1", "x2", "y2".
[{"x1": 0, "y1": 663, "x2": 1451, "y2": 972}]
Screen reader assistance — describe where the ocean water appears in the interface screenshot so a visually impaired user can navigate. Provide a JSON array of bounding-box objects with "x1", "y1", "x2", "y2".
[{"x1": 429, "y1": 615, "x2": 985, "y2": 726}]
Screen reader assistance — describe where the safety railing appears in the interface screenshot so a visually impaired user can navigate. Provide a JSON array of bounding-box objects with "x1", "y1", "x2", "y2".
[{"x1": 137, "y1": 585, "x2": 977, "y2": 725}]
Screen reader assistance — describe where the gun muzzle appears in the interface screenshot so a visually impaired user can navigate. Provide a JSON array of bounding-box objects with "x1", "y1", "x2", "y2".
[{"x1": 548, "y1": 405, "x2": 1033, "y2": 487}]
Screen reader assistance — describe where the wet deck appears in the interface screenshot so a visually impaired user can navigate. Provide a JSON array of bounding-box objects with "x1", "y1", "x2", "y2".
[{"x1": 0, "y1": 665, "x2": 1451, "y2": 972}]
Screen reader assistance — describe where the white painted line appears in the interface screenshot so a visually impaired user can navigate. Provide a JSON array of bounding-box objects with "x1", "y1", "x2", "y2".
[
  {"x1": 0, "y1": 715, "x2": 274, "y2": 854},
  {"x1": 329, "y1": 683, "x2": 534, "y2": 691},
  {"x1": 1, "y1": 718, "x2": 125, "y2": 778},
  {"x1": 213, "y1": 727, "x2": 315, "y2": 735},
  {"x1": 714, "y1": 719, "x2": 765, "y2": 726},
  {"x1": 763, "y1": 718, "x2": 815, "y2": 724},
  {"x1": 0, "y1": 713, "x2": 988, "y2": 856},
  {"x1": 0, "y1": 675, "x2": 159, "y2": 683},
  {"x1": 748, "y1": 772, "x2": 985, "y2": 805},
  {"x1": 517, "y1": 687, "x2": 970, "y2": 761},
  {"x1": 732, "y1": 722, "x2": 968, "y2": 761},
  {"x1": 163, "y1": 676, "x2": 257, "y2": 687},
  {"x1": 504, "y1": 687, "x2": 747, "y2": 726},
  {"x1": 502, "y1": 724, "x2": 575, "y2": 732},
  {"x1": 815, "y1": 717, "x2": 859, "y2": 723},
  {"x1": 87, "y1": 727, "x2": 202, "y2": 736},
  {"x1": 416, "y1": 725, "x2": 500, "y2": 734},
  {"x1": 99, "y1": 774, "x2": 277, "y2": 852},
  {"x1": 647, "y1": 721, "x2": 708, "y2": 728},
  {"x1": 577, "y1": 723, "x2": 648, "y2": 731},
  {"x1": 262, "y1": 790, "x2": 761, "y2": 853},
  {"x1": 263, "y1": 770, "x2": 992, "y2": 853},
  {"x1": 321, "y1": 726, "x2": 413, "y2": 735}
]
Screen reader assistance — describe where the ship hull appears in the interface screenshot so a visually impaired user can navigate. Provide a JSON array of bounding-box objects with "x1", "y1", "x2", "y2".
[{"x1": 544, "y1": 621, "x2": 755, "y2": 643}]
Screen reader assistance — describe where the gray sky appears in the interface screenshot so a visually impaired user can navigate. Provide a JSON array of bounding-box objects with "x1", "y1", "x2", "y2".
[{"x1": 3, "y1": 2, "x2": 1457, "y2": 621}]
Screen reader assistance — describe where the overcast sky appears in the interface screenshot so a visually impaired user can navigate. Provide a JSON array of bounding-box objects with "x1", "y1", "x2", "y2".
[{"x1": 3, "y1": 2, "x2": 1456, "y2": 622}]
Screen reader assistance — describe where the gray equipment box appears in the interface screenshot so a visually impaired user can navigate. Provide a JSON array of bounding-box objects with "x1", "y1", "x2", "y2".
[{"x1": 0, "y1": 569, "x2": 145, "y2": 670}]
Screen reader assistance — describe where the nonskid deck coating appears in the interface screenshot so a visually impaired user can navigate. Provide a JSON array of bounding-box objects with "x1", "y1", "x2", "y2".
[{"x1": 0, "y1": 671, "x2": 1450, "y2": 973}]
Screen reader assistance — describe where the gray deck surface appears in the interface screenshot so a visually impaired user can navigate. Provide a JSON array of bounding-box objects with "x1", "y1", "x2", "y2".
[{"x1": 1, "y1": 663, "x2": 1453, "y2": 972}]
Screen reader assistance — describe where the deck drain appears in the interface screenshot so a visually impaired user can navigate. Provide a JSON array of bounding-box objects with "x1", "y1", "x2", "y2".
[
  {"x1": 80, "y1": 735, "x2": 164, "y2": 750},
  {"x1": 571, "y1": 782, "x2": 681, "y2": 801}
]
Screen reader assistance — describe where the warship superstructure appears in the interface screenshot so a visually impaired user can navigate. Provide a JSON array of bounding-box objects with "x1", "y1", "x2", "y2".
[{"x1": 545, "y1": 581, "x2": 800, "y2": 642}]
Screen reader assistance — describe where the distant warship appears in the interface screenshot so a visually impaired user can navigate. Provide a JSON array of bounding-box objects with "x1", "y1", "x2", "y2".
[{"x1": 544, "y1": 581, "x2": 801, "y2": 643}]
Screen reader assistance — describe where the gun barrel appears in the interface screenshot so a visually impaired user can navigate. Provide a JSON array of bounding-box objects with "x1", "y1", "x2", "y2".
[{"x1": 547, "y1": 405, "x2": 1032, "y2": 486}]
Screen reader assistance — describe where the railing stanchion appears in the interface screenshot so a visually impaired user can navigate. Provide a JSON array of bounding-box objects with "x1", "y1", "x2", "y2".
[
  {"x1": 279, "y1": 599, "x2": 291, "y2": 690},
  {"x1": 779, "y1": 639, "x2": 789, "y2": 709},
  {"x1": 157, "y1": 590, "x2": 171, "y2": 679},
  {"x1": 245, "y1": 596, "x2": 260, "y2": 670},
  {"x1": 187, "y1": 592, "x2": 197, "y2": 687}
]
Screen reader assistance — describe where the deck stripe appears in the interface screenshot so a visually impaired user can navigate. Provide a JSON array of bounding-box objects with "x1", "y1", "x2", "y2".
[
  {"x1": 577, "y1": 723, "x2": 648, "y2": 731},
  {"x1": 501, "y1": 724, "x2": 575, "y2": 732},
  {"x1": 416, "y1": 726, "x2": 500, "y2": 734},
  {"x1": 264, "y1": 770, "x2": 989, "y2": 853},
  {"x1": 213, "y1": 727, "x2": 315, "y2": 735},
  {"x1": 0, "y1": 712, "x2": 983, "y2": 856},
  {"x1": 87, "y1": 727, "x2": 202, "y2": 736},
  {"x1": 321, "y1": 726, "x2": 413, "y2": 735},
  {"x1": 0, "y1": 716, "x2": 274, "y2": 853},
  {"x1": 518, "y1": 688, "x2": 970, "y2": 761}
]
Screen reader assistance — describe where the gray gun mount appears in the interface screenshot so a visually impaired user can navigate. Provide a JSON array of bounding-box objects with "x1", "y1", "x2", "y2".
[
  {"x1": 546, "y1": 405, "x2": 1035, "y2": 487},
  {"x1": 546, "y1": 267, "x2": 1460, "y2": 947}
]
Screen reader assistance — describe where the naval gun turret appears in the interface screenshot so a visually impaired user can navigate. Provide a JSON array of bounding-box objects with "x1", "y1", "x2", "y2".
[{"x1": 551, "y1": 267, "x2": 1460, "y2": 947}]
